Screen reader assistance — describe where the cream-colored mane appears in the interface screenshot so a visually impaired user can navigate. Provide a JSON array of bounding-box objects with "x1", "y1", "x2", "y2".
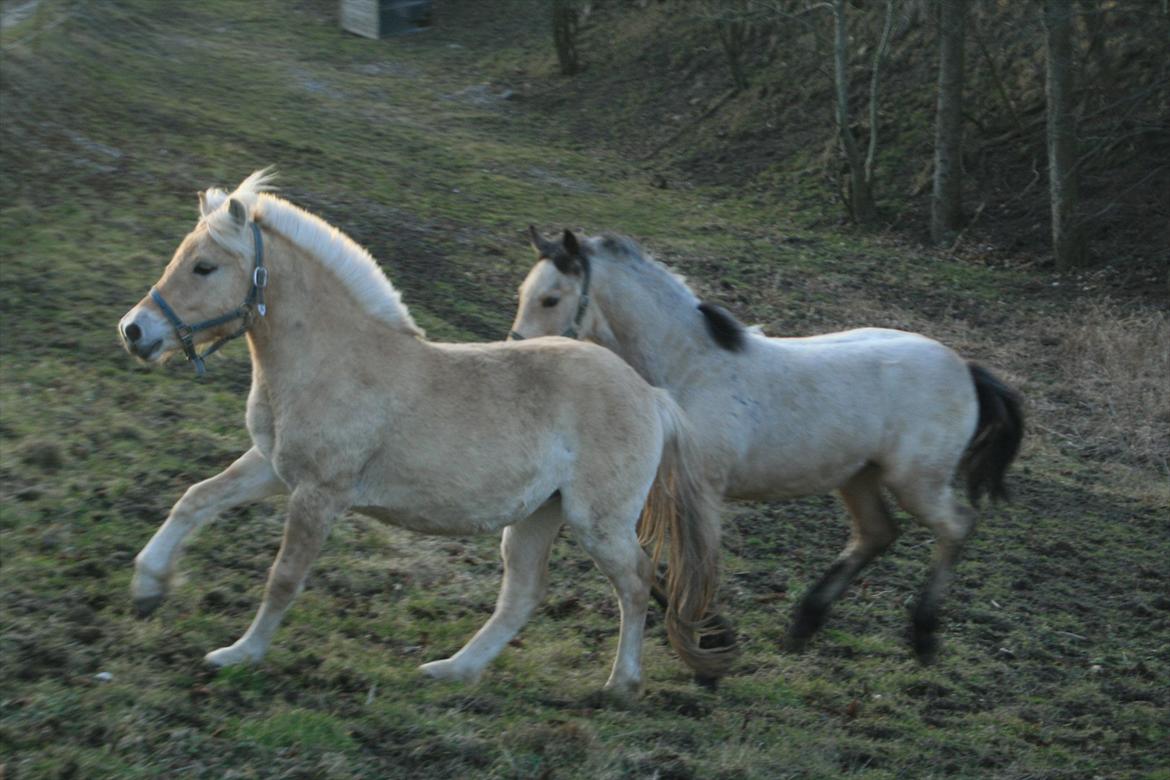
[{"x1": 202, "y1": 169, "x2": 422, "y2": 336}]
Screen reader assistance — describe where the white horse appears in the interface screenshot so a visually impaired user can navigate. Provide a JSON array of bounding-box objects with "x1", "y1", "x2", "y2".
[
  {"x1": 116, "y1": 172, "x2": 734, "y2": 694},
  {"x1": 509, "y1": 228, "x2": 1024, "y2": 660}
]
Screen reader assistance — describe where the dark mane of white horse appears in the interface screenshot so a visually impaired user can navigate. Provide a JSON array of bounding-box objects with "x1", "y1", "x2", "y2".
[{"x1": 582, "y1": 232, "x2": 747, "y2": 352}]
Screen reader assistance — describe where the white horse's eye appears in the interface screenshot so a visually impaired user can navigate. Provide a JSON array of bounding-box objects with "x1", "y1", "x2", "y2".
[
  {"x1": 541, "y1": 296, "x2": 561, "y2": 308},
  {"x1": 193, "y1": 260, "x2": 219, "y2": 276}
]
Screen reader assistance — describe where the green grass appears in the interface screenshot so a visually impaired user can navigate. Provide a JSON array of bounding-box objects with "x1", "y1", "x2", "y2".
[{"x1": 2, "y1": 1, "x2": 1168, "y2": 778}]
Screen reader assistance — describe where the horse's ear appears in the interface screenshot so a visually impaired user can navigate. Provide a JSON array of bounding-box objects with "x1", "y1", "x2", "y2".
[
  {"x1": 227, "y1": 198, "x2": 248, "y2": 227},
  {"x1": 562, "y1": 229, "x2": 580, "y2": 257},
  {"x1": 198, "y1": 191, "x2": 210, "y2": 218},
  {"x1": 528, "y1": 225, "x2": 558, "y2": 259}
]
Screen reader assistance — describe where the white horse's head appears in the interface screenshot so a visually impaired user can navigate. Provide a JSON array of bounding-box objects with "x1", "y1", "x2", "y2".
[
  {"x1": 509, "y1": 226, "x2": 592, "y2": 341},
  {"x1": 119, "y1": 171, "x2": 274, "y2": 368}
]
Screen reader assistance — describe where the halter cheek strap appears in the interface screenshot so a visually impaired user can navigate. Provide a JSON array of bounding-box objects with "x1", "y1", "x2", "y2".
[
  {"x1": 150, "y1": 221, "x2": 267, "y2": 378},
  {"x1": 509, "y1": 258, "x2": 591, "y2": 342}
]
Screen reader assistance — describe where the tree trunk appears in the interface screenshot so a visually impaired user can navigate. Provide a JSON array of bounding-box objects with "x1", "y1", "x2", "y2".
[
  {"x1": 1044, "y1": 0, "x2": 1088, "y2": 269},
  {"x1": 833, "y1": 0, "x2": 876, "y2": 225},
  {"x1": 553, "y1": 0, "x2": 580, "y2": 76},
  {"x1": 931, "y1": 0, "x2": 967, "y2": 245}
]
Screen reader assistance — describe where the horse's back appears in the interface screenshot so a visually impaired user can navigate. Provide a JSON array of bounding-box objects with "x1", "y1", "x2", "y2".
[{"x1": 719, "y1": 327, "x2": 976, "y2": 497}]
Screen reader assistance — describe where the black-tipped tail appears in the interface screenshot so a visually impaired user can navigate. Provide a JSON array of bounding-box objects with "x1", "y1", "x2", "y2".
[{"x1": 961, "y1": 363, "x2": 1024, "y2": 503}]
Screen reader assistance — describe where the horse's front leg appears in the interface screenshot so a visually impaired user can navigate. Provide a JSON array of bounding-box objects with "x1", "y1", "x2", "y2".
[
  {"x1": 204, "y1": 485, "x2": 346, "y2": 668},
  {"x1": 132, "y1": 447, "x2": 286, "y2": 617}
]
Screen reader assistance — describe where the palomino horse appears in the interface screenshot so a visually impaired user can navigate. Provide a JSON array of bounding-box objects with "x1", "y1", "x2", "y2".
[
  {"x1": 509, "y1": 229, "x2": 1024, "y2": 661},
  {"x1": 117, "y1": 172, "x2": 733, "y2": 693}
]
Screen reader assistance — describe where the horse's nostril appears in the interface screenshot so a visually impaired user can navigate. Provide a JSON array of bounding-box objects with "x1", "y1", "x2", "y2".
[{"x1": 124, "y1": 322, "x2": 142, "y2": 343}]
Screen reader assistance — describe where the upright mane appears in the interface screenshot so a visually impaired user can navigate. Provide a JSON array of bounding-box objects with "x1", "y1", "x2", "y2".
[
  {"x1": 582, "y1": 232, "x2": 747, "y2": 352},
  {"x1": 201, "y1": 170, "x2": 422, "y2": 336}
]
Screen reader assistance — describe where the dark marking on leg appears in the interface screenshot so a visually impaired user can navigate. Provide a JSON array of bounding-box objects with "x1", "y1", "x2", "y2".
[
  {"x1": 910, "y1": 600, "x2": 941, "y2": 664},
  {"x1": 785, "y1": 558, "x2": 852, "y2": 652}
]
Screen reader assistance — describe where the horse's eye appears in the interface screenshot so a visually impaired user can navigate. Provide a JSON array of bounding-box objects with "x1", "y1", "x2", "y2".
[
  {"x1": 541, "y1": 296, "x2": 561, "y2": 308},
  {"x1": 193, "y1": 261, "x2": 218, "y2": 276}
]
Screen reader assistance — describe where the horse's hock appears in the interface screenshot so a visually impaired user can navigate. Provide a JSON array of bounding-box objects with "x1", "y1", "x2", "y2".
[{"x1": 340, "y1": 0, "x2": 432, "y2": 39}]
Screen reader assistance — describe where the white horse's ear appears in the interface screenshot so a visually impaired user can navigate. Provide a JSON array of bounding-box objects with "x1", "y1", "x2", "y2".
[
  {"x1": 227, "y1": 198, "x2": 248, "y2": 227},
  {"x1": 529, "y1": 225, "x2": 557, "y2": 259},
  {"x1": 562, "y1": 229, "x2": 580, "y2": 256},
  {"x1": 198, "y1": 191, "x2": 210, "y2": 218}
]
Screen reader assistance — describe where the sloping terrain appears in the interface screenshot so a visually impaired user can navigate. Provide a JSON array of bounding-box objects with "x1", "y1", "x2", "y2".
[{"x1": 1, "y1": 2, "x2": 1167, "y2": 778}]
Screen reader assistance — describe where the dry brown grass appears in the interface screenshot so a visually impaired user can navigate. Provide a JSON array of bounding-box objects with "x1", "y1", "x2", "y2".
[{"x1": 1058, "y1": 303, "x2": 1170, "y2": 477}]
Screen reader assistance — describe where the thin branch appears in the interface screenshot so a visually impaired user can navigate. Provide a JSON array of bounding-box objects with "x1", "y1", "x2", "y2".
[{"x1": 865, "y1": 0, "x2": 897, "y2": 185}]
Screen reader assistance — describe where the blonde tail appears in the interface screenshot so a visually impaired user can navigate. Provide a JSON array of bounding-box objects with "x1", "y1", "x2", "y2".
[{"x1": 640, "y1": 391, "x2": 737, "y2": 679}]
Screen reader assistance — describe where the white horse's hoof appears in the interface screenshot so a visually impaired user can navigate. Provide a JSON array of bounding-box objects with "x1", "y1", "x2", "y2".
[
  {"x1": 418, "y1": 658, "x2": 479, "y2": 684},
  {"x1": 601, "y1": 678, "x2": 644, "y2": 702},
  {"x1": 130, "y1": 570, "x2": 167, "y2": 618},
  {"x1": 204, "y1": 644, "x2": 260, "y2": 669}
]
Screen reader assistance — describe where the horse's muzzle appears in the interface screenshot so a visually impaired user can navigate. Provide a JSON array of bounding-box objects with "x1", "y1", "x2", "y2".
[{"x1": 119, "y1": 307, "x2": 170, "y2": 362}]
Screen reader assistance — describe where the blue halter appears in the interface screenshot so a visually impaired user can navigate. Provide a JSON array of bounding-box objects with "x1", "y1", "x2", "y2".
[{"x1": 149, "y1": 221, "x2": 268, "y2": 377}]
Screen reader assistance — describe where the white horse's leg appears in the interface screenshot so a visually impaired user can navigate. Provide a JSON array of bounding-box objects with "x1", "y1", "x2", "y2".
[
  {"x1": 788, "y1": 464, "x2": 899, "y2": 650},
  {"x1": 132, "y1": 447, "x2": 286, "y2": 616},
  {"x1": 891, "y1": 477, "x2": 974, "y2": 663},
  {"x1": 205, "y1": 486, "x2": 343, "y2": 668},
  {"x1": 573, "y1": 518, "x2": 653, "y2": 696},
  {"x1": 420, "y1": 503, "x2": 563, "y2": 683}
]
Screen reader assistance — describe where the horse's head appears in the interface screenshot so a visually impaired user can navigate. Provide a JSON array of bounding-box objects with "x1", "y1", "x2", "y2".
[
  {"x1": 509, "y1": 226, "x2": 592, "y2": 341},
  {"x1": 119, "y1": 191, "x2": 264, "y2": 368}
]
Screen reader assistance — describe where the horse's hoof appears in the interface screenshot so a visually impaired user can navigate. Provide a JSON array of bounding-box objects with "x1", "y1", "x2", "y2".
[
  {"x1": 693, "y1": 673, "x2": 720, "y2": 691},
  {"x1": 204, "y1": 645, "x2": 257, "y2": 669},
  {"x1": 599, "y1": 679, "x2": 643, "y2": 705},
  {"x1": 783, "y1": 627, "x2": 813, "y2": 654},
  {"x1": 911, "y1": 631, "x2": 940, "y2": 665},
  {"x1": 418, "y1": 659, "x2": 478, "y2": 684},
  {"x1": 133, "y1": 594, "x2": 164, "y2": 619}
]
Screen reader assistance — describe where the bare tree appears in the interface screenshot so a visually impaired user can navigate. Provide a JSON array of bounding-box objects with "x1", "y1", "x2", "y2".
[
  {"x1": 831, "y1": 0, "x2": 895, "y2": 226},
  {"x1": 1044, "y1": 0, "x2": 1088, "y2": 268},
  {"x1": 931, "y1": 0, "x2": 967, "y2": 245},
  {"x1": 711, "y1": 1, "x2": 752, "y2": 91},
  {"x1": 553, "y1": 0, "x2": 580, "y2": 76}
]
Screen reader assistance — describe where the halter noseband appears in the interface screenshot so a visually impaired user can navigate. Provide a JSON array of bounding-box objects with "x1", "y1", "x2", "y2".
[
  {"x1": 149, "y1": 221, "x2": 268, "y2": 378},
  {"x1": 509, "y1": 257, "x2": 591, "y2": 342}
]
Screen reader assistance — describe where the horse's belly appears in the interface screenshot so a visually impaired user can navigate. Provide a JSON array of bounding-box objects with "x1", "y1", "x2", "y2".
[
  {"x1": 725, "y1": 453, "x2": 870, "y2": 500},
  {"x1": 352, "y1": 478, "x2": 557, "y2": 536}
]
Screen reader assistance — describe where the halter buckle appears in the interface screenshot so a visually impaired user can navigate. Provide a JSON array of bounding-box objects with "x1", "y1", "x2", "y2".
[{"x1": 253, "y1": 267, "x2": 268, "y2": 288}]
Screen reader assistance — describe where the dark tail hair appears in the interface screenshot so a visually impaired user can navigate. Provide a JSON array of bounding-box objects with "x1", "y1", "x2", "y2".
[
  {"x1": 640, "y1": 393, "x2": 737, "y2": 679},
  {"x1": 961, "y1": 363, "x2": 1025, "y2": 503}
]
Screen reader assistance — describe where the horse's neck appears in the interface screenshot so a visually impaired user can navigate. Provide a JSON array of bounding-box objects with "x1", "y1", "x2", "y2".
[
  {"x1": 245, "y1": 234, "x2": 413, "y2": 389},
  {"x1": 592, "y1": 263, "x2": 712, "y2": 391}
]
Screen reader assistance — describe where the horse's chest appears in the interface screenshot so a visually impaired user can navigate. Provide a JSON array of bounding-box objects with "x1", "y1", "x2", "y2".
[{"x1": 245, "y1": 393, "x2": 276, "y2": 459}]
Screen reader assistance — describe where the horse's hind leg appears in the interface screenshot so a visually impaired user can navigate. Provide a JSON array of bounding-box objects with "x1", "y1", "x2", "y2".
[
  {"x1": 890, "y1": 477, "x2": 974, "y2": 663},
  {"x1": 571, "y1": 513, "x2": 653, "y2": 697},
  {"x1": 132, "y1": 447, "x2": 286, "y2": 617},
  {"x1": 205, "y1": 485, "x2": 345, "y2": 668},
  {"x1": 420, "y1": 503, "x2": 563, "y2": 684},
  {"x1": 787, "y1": 464, "x2": 898, "y2": 651}
]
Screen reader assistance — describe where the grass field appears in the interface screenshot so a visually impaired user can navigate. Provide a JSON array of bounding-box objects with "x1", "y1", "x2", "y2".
[{"x1": 2, "y1": 2, "x2": 1168, "y2": 778}]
